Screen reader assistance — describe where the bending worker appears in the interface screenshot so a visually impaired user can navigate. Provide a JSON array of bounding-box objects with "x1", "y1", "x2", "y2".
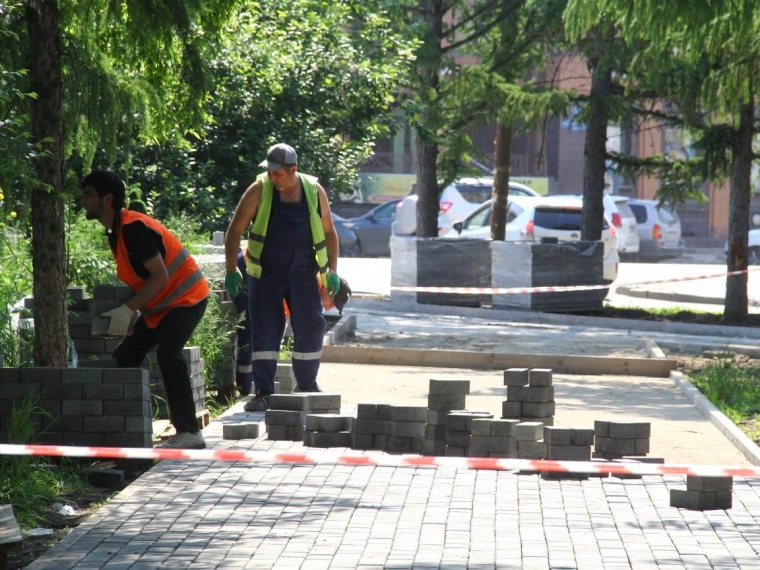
[
  {"x1": 80, "y1": 170, "x2": 209, "y2": 450},
  {"x1": 224, "y1": 143, "x2": 341, "y2": 412}
]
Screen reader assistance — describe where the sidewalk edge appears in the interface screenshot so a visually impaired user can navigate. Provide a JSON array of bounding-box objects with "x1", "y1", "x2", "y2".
[{"x1": 670, "y1": 370, "x2": 760, "y2": 466}]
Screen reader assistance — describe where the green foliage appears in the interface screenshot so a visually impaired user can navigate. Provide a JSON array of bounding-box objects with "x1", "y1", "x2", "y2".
[
  {"x1": 279, "y1": 336, "x2": 294, "y2": 361},
  {"x1": 124, "y1": 0, "x2": 417, "y2": 234},
  {"x1": 65, "y1": 208, "x2": 116, "y2": 291},
  {"x1": 0, "y1": 222, "x2": 33, "y2": 367},
  {"x1": 188, "y1": 293, "x2": 237, "y2": 407},
  {"x1": 688, "y1": 358, "x2": 760, "y2": 426},
  {"x1": 0, "y1": 394, "x2": 88, "y2": 528}
]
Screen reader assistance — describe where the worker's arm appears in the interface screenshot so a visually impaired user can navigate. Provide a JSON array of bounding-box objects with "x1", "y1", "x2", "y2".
[
  {"x1": 124, "y1": 254, "x2": 169, "y2": 311},
  {"x1": 317, "y1": 183, "x2": 339, "y2": 272},
  {"x1": 225, "y1": 180, "x2": 262, "y2": 272}
]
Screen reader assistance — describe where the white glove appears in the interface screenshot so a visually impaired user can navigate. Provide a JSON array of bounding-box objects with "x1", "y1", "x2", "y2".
[{"x1": 101, "y1": 304, "x2": 135, "y2": 337}]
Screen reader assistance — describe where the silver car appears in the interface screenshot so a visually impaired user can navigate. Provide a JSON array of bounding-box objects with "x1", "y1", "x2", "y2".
[{"x1": 627, "y1": 198, "x2": 683, "y2": 262}]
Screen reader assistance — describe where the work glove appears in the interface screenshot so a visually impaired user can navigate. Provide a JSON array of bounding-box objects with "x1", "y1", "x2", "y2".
[
  {"x1": 225, "y1": 269, "x2": 244, "y2": 297},
  {"x1": 101, "y1": 304, "x2": 135, "y2": 338},
  {"x1": 325, "y1": 270, "x2": 341, "y2": 297}
]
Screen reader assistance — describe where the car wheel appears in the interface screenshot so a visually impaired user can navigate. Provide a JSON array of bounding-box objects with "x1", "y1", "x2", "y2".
[
  {"x1": 749, "y1": 247, "x2": 760, "y2": 265},
  {"x1": 354, "y1": 240, "x2": 363, "y2": 258}
]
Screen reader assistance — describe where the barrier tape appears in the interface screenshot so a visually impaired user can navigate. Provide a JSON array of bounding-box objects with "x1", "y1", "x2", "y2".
[
  {"x1": 1, "y1": 443, "x2": 758, "y2": 478},
  {"x1": 391, "y1": 267, "x2": 758, "y2": 295}
]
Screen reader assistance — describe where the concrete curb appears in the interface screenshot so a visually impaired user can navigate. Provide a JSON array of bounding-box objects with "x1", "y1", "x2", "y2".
[
  {"x1": 347, "y1": 297, "x2": 760, "y2": 340},
  {"x1": 324, "y1": 313, "x2": 357, "y2": 345},
  {"x1": 321, "y1": 345, "x2": 676, "y2": 377},
  {"x1": 618, "y1": 285, "x2": 760, "y2": 308},
  {"x1": 670, "y1": 370, "x2": 760, "y2": 466}
]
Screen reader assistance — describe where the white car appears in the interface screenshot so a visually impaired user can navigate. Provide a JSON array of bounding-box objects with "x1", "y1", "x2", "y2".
[
  {"x1": 448, "y1": 196, "x2": 619, "y2": 282},
  {"x1": 392, "y1": 178, "x2": 540, "y2": 237},
  {"x1": 606, "y1": 195, "x2": 640, "y2": 257},
  {"x1": 563, "y1": 194, "x2": 640, "y2": 258}
]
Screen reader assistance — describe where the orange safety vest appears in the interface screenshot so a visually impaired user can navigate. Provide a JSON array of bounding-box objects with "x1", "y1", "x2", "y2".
[{"x1": 114, "y1": 210, "x2": 209, "y2": 328}]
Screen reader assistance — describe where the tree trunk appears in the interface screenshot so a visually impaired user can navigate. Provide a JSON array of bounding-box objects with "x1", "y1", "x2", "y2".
[
  {"x1": 414, "y1": 0, "x2": 443, "y2": 238},
  {"x1": 416, "y1": 134, "x2": 439, "y2": 237},
  {"x1": 581, "y1": 38, "x2": 611, "y2": 242},
  {"x1": 26, "y1": 0, "x2": 68, "y2": 366},
  {"x1": 724, "y1": 100, "x2": 753, "y2": 323},
  {"x1": 491, "y1": 121, "x2": 513, "y2": 241}
]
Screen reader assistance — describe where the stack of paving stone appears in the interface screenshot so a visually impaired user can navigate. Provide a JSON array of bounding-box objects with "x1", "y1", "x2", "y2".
[
  {"x1": 275, "y1": 362, "x2": 295, "y2": 394},
  {"x1": 445, "y1": 411, "x2": 493, "y2": 456},
  {"x1": 351, "y1": 404, "x2": 427, "y2": 453},
  {"x1": 70, "y1": 284, "x2": 206, "y2": 419},
  {"x1": 671, "y1": 475, "x2": 733, "y2": 511},
  {"x1": 593, "y1": 420, "x2": 651, "y2": 459},
  {"x1": 265, "y1": 394, "x2": 309, "y2": 441},
  {"x1": 593, "y1": 420, "x2": 654, "y2": 479},
  {"x1": 502, "y1": 368, "x2": 555, "y2": 426},
  {"x1": 265, "y1": 393, "x2": 342, "y2": 441},
  {"x1": 304, "y1": 414, "x2": 353, "y2": 448},
  {"x1": 423, "y1": 379, "x2": 470, "y2": 456},
  {"x1": 540, "y1": 426, "x2": 595, "y2": 480},
  {"x1": 514, "y1": 421, "x2": 546, "y2": 460},
  {"x1": 469, "y1": 418, "x2": 519, "y2": 458}
]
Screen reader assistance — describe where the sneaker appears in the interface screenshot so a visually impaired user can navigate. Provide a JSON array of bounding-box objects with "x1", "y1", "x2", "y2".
[
  {"x1": 244, "y1": 393, "x2": 270, "y2": 412},
  {"x1": 156, "y1": 431, "x2": 206, "y2": 450},
  {"x1": 294, "y1": 383, "x2": 323, "y2": 393}
]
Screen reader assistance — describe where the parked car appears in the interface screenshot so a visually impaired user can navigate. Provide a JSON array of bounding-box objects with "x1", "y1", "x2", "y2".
[
  {"x1": 340, "y1": 199, "x2": 401, "y2": 257},
  {"x1": 627, "y1": 198, "x2": 683, "y2": 262},
  {"x1": 392, "y1": 178, "x2": 540, "y2": 237},
  {"x1": 448, "y1": 195, "x2": 619, "y2": 283},
  {"x1": 331, "y1": 213, "x2": 359, "y2": 257},
  {"x1": 561, "y1": 194, "x2": 640, "y2": 258},
  {"x1": 607, "y1": 195, "x2": 640, "y2": 258}
]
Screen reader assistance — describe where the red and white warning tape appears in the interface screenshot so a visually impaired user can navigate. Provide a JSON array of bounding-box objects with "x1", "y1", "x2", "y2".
[
  {"x1": 391, "y1": 267, "x2": 757, "y2": 295},
  {"x1": 1, "y1": 443, "x2": 758, "y2": 478}
]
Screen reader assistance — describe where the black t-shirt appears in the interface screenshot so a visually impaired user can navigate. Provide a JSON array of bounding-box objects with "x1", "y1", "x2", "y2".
[{"x1": 108, "y1": 211, "x2": 165, "y2": 279}]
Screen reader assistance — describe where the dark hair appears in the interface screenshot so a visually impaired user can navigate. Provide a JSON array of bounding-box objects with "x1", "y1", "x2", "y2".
[{"x1": 80, "y1": 170, "x2": 126, "y2": 210}]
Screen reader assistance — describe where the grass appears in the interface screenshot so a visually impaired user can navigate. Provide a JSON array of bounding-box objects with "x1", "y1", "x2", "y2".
[
  {"x1": 0, "y1": 395, "x2": 93, "y2": 528},
  {"x1": 687, "y1": 357, "x2": 760, "y2": 443}
]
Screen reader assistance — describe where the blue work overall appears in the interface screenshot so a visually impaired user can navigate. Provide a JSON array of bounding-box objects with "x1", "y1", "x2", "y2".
[
  {"x1": 234, "y1": 249, "x2": 253, "y2": 395},
  {"x1": 248, "y1": 186, "x2": 325, "y2": 394}
]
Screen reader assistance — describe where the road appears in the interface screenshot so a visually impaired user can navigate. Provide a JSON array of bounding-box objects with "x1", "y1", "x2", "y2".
[{"x1": 338, "y1": 257, "x2": 760, "y2": 313}]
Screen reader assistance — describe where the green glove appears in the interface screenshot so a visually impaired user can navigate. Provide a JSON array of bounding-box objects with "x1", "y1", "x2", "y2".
[
  {"x1": 225, "y1": 270, "x2": 243, "y2": 297},
  {"x1": 326, "y1": 270, "x2": 341, "y2": 297}
]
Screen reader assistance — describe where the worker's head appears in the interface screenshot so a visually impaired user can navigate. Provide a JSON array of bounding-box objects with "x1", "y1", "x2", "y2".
[
  {"x1": 79, "y1": 170, "x2": 126, "y2": 215},
  {"x1": 259, "y1": 143, "x2": 298, "y2": 189}
]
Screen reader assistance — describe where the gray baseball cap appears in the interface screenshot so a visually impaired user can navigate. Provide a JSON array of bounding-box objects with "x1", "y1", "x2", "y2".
[{"x1": 259, "y1": 143, "x2": 298, "y2": 170}]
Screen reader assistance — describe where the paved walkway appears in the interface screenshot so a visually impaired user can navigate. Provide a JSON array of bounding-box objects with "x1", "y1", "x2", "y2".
[
  {"x1": 24, "y1": 276, "x2": 760, "y2": 570},
  {"x1": 28, "y1": 362, "x2": 760, "y2": 569}
]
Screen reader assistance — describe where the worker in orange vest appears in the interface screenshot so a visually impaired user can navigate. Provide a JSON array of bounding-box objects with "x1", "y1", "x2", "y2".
[{"x1": 80, "y1": 170, "x2": 209, "y2": 450}]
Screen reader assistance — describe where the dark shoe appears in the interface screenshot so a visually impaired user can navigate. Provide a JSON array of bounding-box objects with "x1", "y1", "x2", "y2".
[
  {"x1": 294, "y1": 383, "x2": 323, "y2": 393},
  {"x1": 244, "y1": 393, "x2": 270, "y2": 412},
  {"x1": 237, "y1": 385, "x2": 252, "y2": 397}
]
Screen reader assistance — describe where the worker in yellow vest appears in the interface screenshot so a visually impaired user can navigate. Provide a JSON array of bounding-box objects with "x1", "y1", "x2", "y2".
[{"x1": 224, "y1": 143, "x2": 341, "y2": 412}]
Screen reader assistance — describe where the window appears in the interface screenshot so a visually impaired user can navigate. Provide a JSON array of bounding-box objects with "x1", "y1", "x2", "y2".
[
  {"x1": 374, "y1": 201, "x2": 397, "y2": 220},
  {"x1": 464, "y1": 204, "x2": 491, "y2": 229},
  {"x1": 534, "y1": 208, "x2": 583, "y2": 231},
  {"x1": 657, "y1": 206, "x2": 679, "y2": 224},
  {"x1": 456, "y1": 184, "x2": 492, "y2": 204},
  {"x1": 629, "y1": 204, "x2": 648, "y2": 224}
]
